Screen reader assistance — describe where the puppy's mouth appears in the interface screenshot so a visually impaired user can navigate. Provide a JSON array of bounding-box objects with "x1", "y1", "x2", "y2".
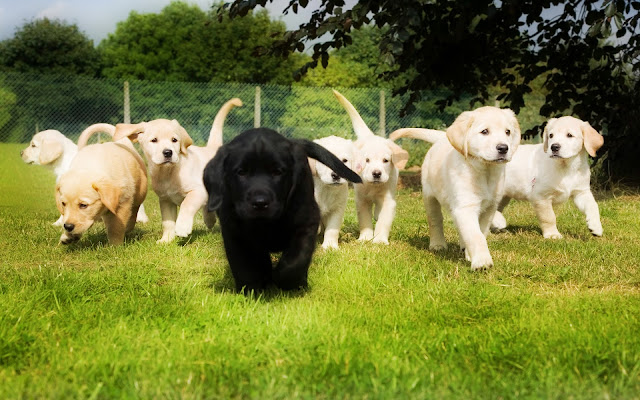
[
  {"x1": 491, "y1": 157, "x2": 509, "y2": 163},
  {"x1": 550, "y1": 154, "x2": 565, "y2": 159}
]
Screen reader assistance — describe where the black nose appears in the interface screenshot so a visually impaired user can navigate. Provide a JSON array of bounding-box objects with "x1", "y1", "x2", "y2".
[
  {"x1": 372, "y1": 170, "x2": 382, "y2": 179},
  {"x1": 251, "y1": 196, "x2": 269, "y2": 210},
  {"x1": 63, "y1": 223, "x2": 75, "y2": 232},
  {"x1": 551, "y1": 143, "x2": 561, "y2": 152},
  {"x1": 496, "y1": 143, "x2": 509, "y2": 155},
  {"x1": 331, "y1": 172, "x2": 340, "y2": 181},
  {"x1": 163, "y1": 149, "x2": 173, "y2": 158}
]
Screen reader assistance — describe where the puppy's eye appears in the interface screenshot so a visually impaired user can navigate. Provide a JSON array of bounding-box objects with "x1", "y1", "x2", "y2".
[
  {"x1": 549, "y1": 133, "x2": 554, "y2": 139},
  {"x1": 506, "y1": 129, "x2": 511, "y2": 136},
  {"x1": 481, "y1": 129, "x2": 489, "y2": 135},
  {"x1": 567, "y1": 133, "x2": 573, "y2": 138},
  {"x1": 342, "y1": 158, "x2": 348, "y2": 163},
  {"x1": 382, "y1": 158, "x2": 389, "y2": 163},
  {"x1": 172, "y1": 137, "x2": 178, "y2": 143},
  {"x1": 271, "y1": 168, "x2": 283, "y2": 177},
  {"x1": 79, "y1": 203, "x2": 88, "y2": 209},
  {"x1": 366, "y1": 158, "x2": 370, "y2": 163},
  {"x1": 31, "y1": 143, "x2": 36, "y2": 147},
  {"x1": 151, "y1": 138, "x2": 158, "y2": 143},
  {"x1": 237, "y1": 168, "x2": 247, "y2": 176},
  {"x1": 61, "y1": 202, "x2": 66, "y2": 207}
]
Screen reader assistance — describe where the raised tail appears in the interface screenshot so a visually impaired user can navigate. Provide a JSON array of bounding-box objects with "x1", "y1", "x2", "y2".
[
  {"x1": 332, "y1": 89, "x2": 376, "y2": 140},
  {"x1": 208, "y1": 98, "x2": 243, "y2": 150},
  {"x1": 77, "y1": 123, "x2": 116, "y2": 149},
  {"x1": 389, "y1": 128, "x2": 447, "y2": 143},
  {"x1": 295, "y1": 139, "x2": 362, "y2": 184}
]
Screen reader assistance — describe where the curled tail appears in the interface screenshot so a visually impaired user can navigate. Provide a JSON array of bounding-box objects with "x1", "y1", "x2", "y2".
[
  {"x1": 389, "y1": 128, "x2": 447, "y2": 143},
  {"x1": 295, "y1": 139, "x2": 362, "y2": 184},
  {"x1": 208, "y1": 98, "x2": 243, "y2": 150},
  {"x1": 332, "y1": 89, "x2": 375, "y2": 140},
  {"x1": 77, "y1": 123, "x2": 116, "y2": 149}
]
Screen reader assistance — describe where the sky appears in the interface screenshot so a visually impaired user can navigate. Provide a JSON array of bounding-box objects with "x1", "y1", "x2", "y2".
[{"x1": 0, "y1": 0, "x2": 340, "y2": 45}]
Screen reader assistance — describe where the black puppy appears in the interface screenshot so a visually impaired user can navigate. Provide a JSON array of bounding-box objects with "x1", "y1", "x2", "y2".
[{"x1": 203, "y1": 128, "x2": 362, "y2": 293}]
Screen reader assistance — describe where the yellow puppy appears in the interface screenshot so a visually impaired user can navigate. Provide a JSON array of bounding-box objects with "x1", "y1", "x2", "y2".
[{"x1": 56, "y1": 141, "x2": 147, "y2": 245}]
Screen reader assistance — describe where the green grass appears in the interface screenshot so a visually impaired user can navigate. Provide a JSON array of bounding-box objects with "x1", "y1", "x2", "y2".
[{"x1": 1, "y1": 142, "x2": 639, "y2": 399}]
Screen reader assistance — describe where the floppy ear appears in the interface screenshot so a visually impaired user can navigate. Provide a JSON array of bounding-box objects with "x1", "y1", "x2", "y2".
[
  {"x1": 308, "y1": 157, "x2": 317, "y2": 176},
  {"x1": 55, "y1": 184, "x2": 63, "y2": 214},
  {"x1": 114, "y1": 123, "x2": 145, "y2": 143},
  {"x1": 543, "y1": 118, "x2": 557, "y2": 153},
  {"x1": 173, "y1": 120, "x2": 193, "y2": 155},
  {"x1": 203, "y1": 146, "x2": 227, "y2": 212},
  {"x1": 446, "y1": 111, "x2": 473, "y2": 157},
  {"x1": 352, "y1": 141, "x2": 365, "y2": 173},
  {"x1": 503, "y1": 108, "x2": 522, "y2": 153},
  {"x1": 287, "y1": 144, "x2": 309, "y2": 203},
  {"x1": 581, "y1": 121, "x2": 604, "y2": 157},
  {"x1": 38, "y1": 138, "x2": 63, "y2": 165},
  {"x1": 92, "y1": 182, "x2": 120, "y2": 215},
  {"x1": 388, "y1": 140, "x2": 409, "y2": 170}
]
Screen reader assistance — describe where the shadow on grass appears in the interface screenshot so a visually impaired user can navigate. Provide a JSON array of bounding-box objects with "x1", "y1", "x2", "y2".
[
  {"x1": 59, "y1": 227, "x2": 147, "y2": 251},
  {"x1": 209, "y1": 264, "x2": 311, "y2": 301},
  {"x1": 175, "y1": 226, "x2": 220, "y2": 246},
  {"x1": 406, "y1": 235, "x2": 467, "y2": 263}
]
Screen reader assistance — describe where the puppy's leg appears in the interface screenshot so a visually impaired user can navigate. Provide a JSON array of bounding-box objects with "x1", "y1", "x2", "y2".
[
  {"x1": 533, "y1": 199, "x2": 562, "y2": 239},
  {"x1": 451, "y1": 207, "x2": 493, "y2": 270},
  {"x1": 158, "y1": 199, "x2": 177, "y2": 243},
  {"x1": 103, "y1": 212, "x2": 127, "y2": 245},
  {"x1": 126, "y1": 205, "x2": 140, "y2": 233},
  {"x1": 479, "y1": 204, "x2": 497, "y2": 237},
  {"x1": 136, "y1": 203, "x2": 150, "y2": 224},
  {"x1": 53, "y1": 215, "x2": 64, "y2": 227},
  {"x1": 372, "y1": 196, "x2": 395, "y2": 245},
  {"x1": 424, "y1": 196, "x2": 447, "y2": 251},
  {"x1": 572, "y1": 190, "x2": 603, "y2": 236},
  {"x1": 175, "y1": 190, "x2": 208, "y2": 238},
  {"x1": 273, "y1": 225, "x2": 317, "y2": 290},
  {"x1": 223, "y1": 235, "x2": 272, "y2": 293},
  {"x1": 491, "y1": 197, "x2": 511, "y2": 231},
  {"x1": 356, "y1": 194, "x2": 374, "y2": 241},
  {"x1": 321, "y1": 206, "x2": 346, "y2": 250},
  {"x1": 202, "y1": 207, "x2": 217, "y2": 230}
]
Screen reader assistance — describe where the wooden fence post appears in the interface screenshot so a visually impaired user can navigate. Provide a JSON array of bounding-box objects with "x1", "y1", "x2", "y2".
[
  {"x1": 124, "y1": 81, "x2": 131, "y2": 124},
  {"x1": 379, "y1": 90, "x2": 386, "y2": 136},
  {"x1": 254, "y1": 86, "x2": 261, "y2": 128}
]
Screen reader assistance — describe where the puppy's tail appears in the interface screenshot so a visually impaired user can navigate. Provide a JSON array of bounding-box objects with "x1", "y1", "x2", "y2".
[
  {"x1": 295, "y1": 139, "x2": 363, "y2": 184},
  {"x1": 77, "y1": 123, "x2": 116, "y2": 149},
  {"x1": 208, "y1": 98, "x2": 243, "y2": 151},
  {"x1": 332, "y1": 89, "x2": 376, "y2": 140},
  {"x1": 389, "y1": 128, "x2": 446, "y2": 144}
]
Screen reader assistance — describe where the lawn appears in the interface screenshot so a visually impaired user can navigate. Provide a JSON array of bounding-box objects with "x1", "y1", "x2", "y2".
[{"x1": 1, "y1": 142, "x2": 639, "y2": 399}]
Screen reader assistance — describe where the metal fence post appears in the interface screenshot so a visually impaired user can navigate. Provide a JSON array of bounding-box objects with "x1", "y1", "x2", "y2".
[
  {"x1": 254, "y1": 86, "x2": 261, "y2": 128},
  {"x1": 379, "y1": 90, "x2": 386, "y2": 136}
]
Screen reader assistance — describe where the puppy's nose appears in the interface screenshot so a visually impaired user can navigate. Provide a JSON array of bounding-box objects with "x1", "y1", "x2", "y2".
[
  {"x1": 162, "y1": 149, "x2": 173, "y2": 158},
  {"x1": 63, "y1": 223, "x2": 75, "y2": 232},
  {"x1": 251, "y1": 196, "x2": 269, "y2": 210},
  {"x1": 496, "y1": 143, "x2": 509, "y2": 155},
  {"x1": 331, "y1": 172, "x2": 340, "y2": 181},
  {"x1": 551, "y1": 143, "x2": 561, "y2": 152},
  {"x1": 372, "y1": 170, "x2": 382, "y2": 179}
]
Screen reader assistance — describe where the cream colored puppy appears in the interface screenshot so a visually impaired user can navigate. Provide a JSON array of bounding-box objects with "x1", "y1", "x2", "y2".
[
  {"x1": 391, "y1": 106, "x2": 521, "y2": 270},
  {"x1": 333, "y1": 90, "x2": 408, "y2": 244},
  {"x1": 56, "y1": 140, "x2": 147, "y2": 245},
  {"x1": 114, "y1": 98, "x2": 242, "y2": 243},
  {"x1": 491, "y1": 116, "x2": 604, "y2": 238},
  {"x1": 21, "y1": 124, "x2": 149, "y2": 225},
  {"x1": 309, "y1": 135, "x2": 355, "y2": 249}
]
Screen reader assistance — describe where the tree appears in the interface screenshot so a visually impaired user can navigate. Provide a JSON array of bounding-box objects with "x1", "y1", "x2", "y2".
[
  {"x1": 0, "y1": 18, "x2": 100, "y2": 76},
  {"x1": 100, "y1": 1, "x2": 303, "y2": 84},
  {"x1": 223, "y1": 0, "x2": 640, "y2": 182}
]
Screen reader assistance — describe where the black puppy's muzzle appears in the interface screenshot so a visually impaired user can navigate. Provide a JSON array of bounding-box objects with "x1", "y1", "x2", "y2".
[{"x1": 251, "y1": 195, "x2": 270, "y2": 210}]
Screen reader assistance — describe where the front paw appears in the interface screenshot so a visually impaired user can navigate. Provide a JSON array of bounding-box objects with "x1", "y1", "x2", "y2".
[
  {"x1": 429, "y1": 240, "x2": 447, "y2": 251},
  {"x1": 372, "y1": 236, "x2": 389, "y2": 245},
  {"x1": 174, "y1": 220, "x2": 193, "y2": 238},
  {"x1": 60, "y1": 232, "x2": 80, "y2": 245},
  {"x1": 588, "y1": 221, "x2": 603, "y2": 237},
  {"x1": 543, "y1": 231, "x2": 563, "y2": 239},
  {"x1": 321, "y1": 240, "x2": 339, "y2": 250},
  {"x1": 358, "y1": 230, "x2": 374, "y2": 241},
  {"x1": 470, "y1": 252, "x2": 493, "y2": 271},
  {"x1": 157, "y1": 231, "x2": 176, "y2": 244}
]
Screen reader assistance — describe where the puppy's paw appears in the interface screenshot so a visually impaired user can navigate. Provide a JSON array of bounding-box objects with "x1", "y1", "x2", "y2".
[
  {"x1": 372, "y1": 236, "x2": 389, "y2": 245},
  {"x1": 491, "y1": 212, "x2": 507, "y2": 231},
  {"x1": 136, "y1": 214, "x2": 149, "y2": 224},
  {"x1": 470, "y1": 253, "x2": 493, "y2": 271},
  {"x1": 60, "y1": 232, "x2": 80, "y2": 245},
  {"x1": 358, "y1": 230, "x2": 374, "y2": 241},
  {"x1": 52, "y1": 216, "x2": 64, "y2": 227},
  {"x1": 543, "y1": 231, "x2": 563, "y2": 239},
  {"x1": 429, "y1": 241, "x2": 447, "y2": 251},
  {"x1": 157, "y1": 231, "x2": 176, "y2": 244},
  {"x1": 321, "y1": 240, "x2": 339, "y2": 250},
  {"x1": 588, "y1": 221, "x2": 603, "y2": 237},
  {"x1": 174, "y1": 221, "x2": 193, "y2": 238}
]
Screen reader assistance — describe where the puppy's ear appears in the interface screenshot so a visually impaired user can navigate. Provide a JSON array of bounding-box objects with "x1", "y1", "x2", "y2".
[
  {"x1": 203, "y1": 147, "x2": 227, "y2": 212},
  {"x1": 352, "y1": 146, "x2": 365, "y2": 173},
  {"x1": 447, "y1": 111, "x2": 473, "y2": 157},
  {"x1": 173, "y1": 120, "x2": 193, "y2": 155},
  {"x1": 543, "y1": 118, "x2": 557, "y2": 153},
  {"x1": 581, "y1": 121, "x2": 604, "y2": 157},
  {"x1": 503, "y1": 108, "x2": 522, "y2": 153},
  {"x1": 92, "y1": 182, "x2": 120, "y2": 215},
  {"x1": 114, "y1": 123, "x2": 145, "y2": 143},
  {"x1": 388, "y1": 140, "x2": 409, "y2": 170},
  {"x1": 38, "y1": 138, "x2": 63, "y2": 165},
  {"x1": 308, "y1": 157, "x2": 317, "y2": 176},
  {"x1": 55, "y1": 184, "x2": 63, "y2": 214}
]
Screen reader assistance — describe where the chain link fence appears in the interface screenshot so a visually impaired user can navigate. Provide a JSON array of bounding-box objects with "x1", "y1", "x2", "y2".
[{"x1": 0, "y1": 71, "x2": 545, "y2": 166}]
